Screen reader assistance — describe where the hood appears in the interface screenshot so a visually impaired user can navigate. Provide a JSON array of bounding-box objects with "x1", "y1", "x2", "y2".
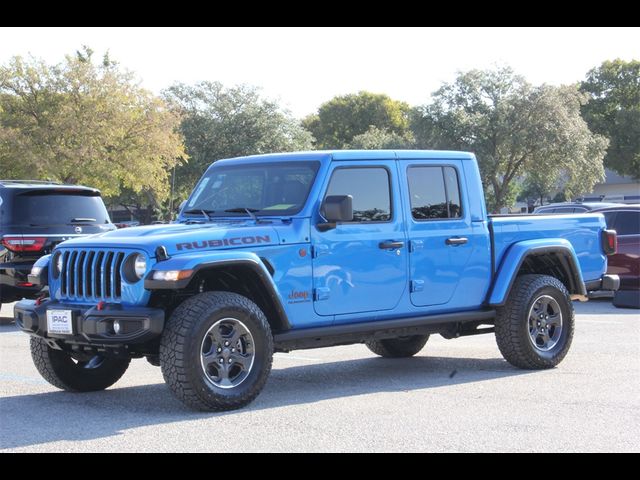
[{"x1": 58, "y1": 221, "x2": 281, "y2": 257}]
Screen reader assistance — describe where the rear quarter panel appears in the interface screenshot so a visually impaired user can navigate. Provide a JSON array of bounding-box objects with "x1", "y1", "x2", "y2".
[{"x1": 491, "y1": 213, "x2": 607, "y2": 284}]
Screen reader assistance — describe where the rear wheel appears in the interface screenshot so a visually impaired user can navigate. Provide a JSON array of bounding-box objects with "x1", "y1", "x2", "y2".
[
  {"x1": 366, "y1": 335, "x2": 429, "y2": 358},
  {"x1": 30, "y1": 337, "x2": 130, "y2": 391},
  {"x1": 495, "y1": 274, "x2": 574, "y2": 369}
]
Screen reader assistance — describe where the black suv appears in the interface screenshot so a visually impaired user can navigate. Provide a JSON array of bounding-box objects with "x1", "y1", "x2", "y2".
[{"x1": 0, "y1": 181, "x2": 115, "y2": 307}]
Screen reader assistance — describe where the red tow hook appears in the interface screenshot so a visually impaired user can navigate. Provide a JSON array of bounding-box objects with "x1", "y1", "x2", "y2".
[
  {"x1": 35, "y1": 295, "x2": 48, "y2": 306},
  {"x1": 97, "y1": 301, "x2": 105, "y2": 311}
]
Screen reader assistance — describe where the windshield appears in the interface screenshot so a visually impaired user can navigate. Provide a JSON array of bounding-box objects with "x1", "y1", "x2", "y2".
[
  {"x1": 184, "y1": 161, "x2": 320, "y2": 217},
  {"x1": 9, "y1": 190, "x2": 111, "y2": 226}
]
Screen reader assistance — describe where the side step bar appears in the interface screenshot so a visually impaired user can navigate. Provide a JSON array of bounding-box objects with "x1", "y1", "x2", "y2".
[{"x1": 273, "y1": 310, "x2": 496, "y2": 351}]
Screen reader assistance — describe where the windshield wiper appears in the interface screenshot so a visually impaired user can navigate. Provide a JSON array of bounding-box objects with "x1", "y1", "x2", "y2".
[
  {"x1": 183, "y1": 209, "x2": 215, "y2": 221},
  {"x1": 224, "y1": 208, "x2": 261, "y2": 222},
  {"x1": 70, "y1": 217, "x2": 97, "y2": 223}
]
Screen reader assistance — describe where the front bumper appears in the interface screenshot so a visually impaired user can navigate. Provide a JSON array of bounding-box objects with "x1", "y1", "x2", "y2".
[{"x1": 14, "y1": 299, "x2": 164, "y2": 345}]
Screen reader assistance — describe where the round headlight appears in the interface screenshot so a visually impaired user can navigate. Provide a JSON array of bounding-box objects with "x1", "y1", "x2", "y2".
[{"x1": 134, "y1": 254, "x2": 147, "y2": 279}]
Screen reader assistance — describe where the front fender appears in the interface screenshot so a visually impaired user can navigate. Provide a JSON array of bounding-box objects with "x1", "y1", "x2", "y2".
[
  {"x1": 145, "y1": 251, "x2": 272, "y2": 289},
  {"x1": 488, "y1": 238, "x2": 586, "y2": 306},
  {"x1": 144, "y1": 250, "x2": 289, "y2": 330},
  {"x1": 29, "y1": 254, "x2": 51, "y2": 287}
]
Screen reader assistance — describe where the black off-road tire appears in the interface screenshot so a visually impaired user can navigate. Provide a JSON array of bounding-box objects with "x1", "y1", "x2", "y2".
[
  {"x1": 30, "y1": 337, "x2": 130, "y2": 391},
  {"x1": 495, "y1": 274, "x2": 574, "y2": 369},
  {"x1": 366, "y1": 334, "x2": 429, "y2": 358},
  {"x1": 160, "y1": 291, "x2": 273, "y2": 411}
]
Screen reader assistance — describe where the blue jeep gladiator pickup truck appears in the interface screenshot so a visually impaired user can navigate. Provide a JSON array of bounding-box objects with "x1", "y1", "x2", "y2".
[{"x1": 15, "y1": 150, "x2": 619, "y2": 411}]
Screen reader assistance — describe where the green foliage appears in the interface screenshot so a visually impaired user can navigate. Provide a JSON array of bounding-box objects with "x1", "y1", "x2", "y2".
[
  {"x1": 412, "y1": 67, "x2": 608, "y2": 212},
  {"x1": 0, "y1": 48, "x2": 186, "y2": 212},
  {"x1": 303, "y1": 91, "x2": 411, "y2": 149},
  {"x1": 163, "y1": 82, "x2": 313, "y2": 202},
  {"x1": 580, "y1": 59, "x2": 640, "y2": 179},
  {"x1": 349, "y1": 126, "x2": 414, "y2": 149}
]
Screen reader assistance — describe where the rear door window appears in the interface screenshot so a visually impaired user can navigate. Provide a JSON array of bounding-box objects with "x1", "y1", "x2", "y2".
[
  {"x1": 13, "y1": 190, "x2": 111, "y2": 226},
  {"x1": 407, "y1": 166, "x2": 463, "y2": 220}
]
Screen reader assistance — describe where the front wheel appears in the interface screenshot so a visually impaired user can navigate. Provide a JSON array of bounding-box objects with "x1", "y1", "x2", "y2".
[
  {"x1": 160, "y1": 292, "x2": 273, "y2": 411},
  {"x1": 30, "y1": 337, "x2": 130, "y2": 391},
  {"x1": 495, "y1": 274, "x2": 574, "y2": 369}
]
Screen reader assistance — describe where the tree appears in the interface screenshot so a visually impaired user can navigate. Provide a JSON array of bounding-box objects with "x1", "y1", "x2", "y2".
[
  {"x1": 580, "y1": 59, "x2": 640, "y2": 179},
  {"x1": 0, "y1": 48, "x2": 186, "y2": 220},
  {"x1": 412, "y1": 67, "x2": 608, "y2": 212},
  {"x1": 349, "y1": 126, "x2": 414, "y2": 149},
  {"x1": 163, "y1": 82, "x2": 313, "y2": 201},
  {"x1": 303, "y1": 91, "x2": 411, "y2": 149}
]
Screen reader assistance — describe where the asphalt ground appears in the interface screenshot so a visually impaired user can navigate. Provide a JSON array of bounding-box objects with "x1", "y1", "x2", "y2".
[{"x1": 1, "y1": 299, "x2": 638, "y2": 452}]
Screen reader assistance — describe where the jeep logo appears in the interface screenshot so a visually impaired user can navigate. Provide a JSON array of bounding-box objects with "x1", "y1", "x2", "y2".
[{"x1": 176, "y1": 235, "x2": 271, "y2": 251}]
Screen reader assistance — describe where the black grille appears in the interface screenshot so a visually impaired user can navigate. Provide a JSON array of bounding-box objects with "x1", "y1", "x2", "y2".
[{"x1": 59, "y1": 249, "x2": 126, "y2": 301}]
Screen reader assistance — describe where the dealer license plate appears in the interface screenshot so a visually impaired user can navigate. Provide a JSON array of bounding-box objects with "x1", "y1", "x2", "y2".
[{"x1": 46, "y1": 310, "x2": 74, "y2": 335}]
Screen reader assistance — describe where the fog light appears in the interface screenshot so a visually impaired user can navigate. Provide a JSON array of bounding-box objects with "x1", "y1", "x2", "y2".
[{"x1": 113, "y1": 320, "x2": 121, "y2": 334}]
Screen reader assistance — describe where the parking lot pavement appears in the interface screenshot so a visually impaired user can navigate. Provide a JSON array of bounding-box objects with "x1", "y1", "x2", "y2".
[{"x1": 1, "y1": 300, "x2": 638, "y2": 452}]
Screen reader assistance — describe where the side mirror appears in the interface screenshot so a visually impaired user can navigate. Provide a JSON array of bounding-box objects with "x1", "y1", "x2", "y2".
[
  {"x1": 178, "y1": 200, "x2": 187, "y2": 212},
  {"x1": 318, "y1": 195, "x2": 353, "y2": 231}
]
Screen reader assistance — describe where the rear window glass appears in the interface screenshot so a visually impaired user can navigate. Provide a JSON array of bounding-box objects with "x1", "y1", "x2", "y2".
[
  {"x1": 611, "y1": 211, "x2": 640, "y2": 236},
  {"x1": 9, "y1": 191, "x2": 111, "y2": 226}
]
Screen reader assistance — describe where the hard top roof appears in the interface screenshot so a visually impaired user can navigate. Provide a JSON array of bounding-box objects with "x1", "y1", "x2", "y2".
[{"x1": 212, "y1": 149, "x2": 475, "y2": 165}]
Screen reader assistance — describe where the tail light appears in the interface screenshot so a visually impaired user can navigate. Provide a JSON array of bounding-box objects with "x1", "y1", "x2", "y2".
[
  {"x1": 1, "y1": 237, "x2": 46, "y2": 253},
  {"x1": 601, "y1": 229, "x2": 617, "y2": 255}
]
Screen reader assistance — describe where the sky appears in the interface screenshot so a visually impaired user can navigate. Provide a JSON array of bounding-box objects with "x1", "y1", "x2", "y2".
[{"x1": 0, "y1": 27, "x2": 638, "y2": 118}]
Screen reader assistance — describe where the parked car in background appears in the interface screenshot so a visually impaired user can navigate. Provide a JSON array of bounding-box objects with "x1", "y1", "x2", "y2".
[
  {"x1": 533, "y1": 202, "x2": 623, "y2": 214},
  {"x1": 592, "y1": 204, "x2": 640, "y2": 309},
  {"x1": 0, "y1": 180, "x2": 115, "y2": 309},
  {"x1": 576, "y1": 194, "x2": 640, "y2": 205}
]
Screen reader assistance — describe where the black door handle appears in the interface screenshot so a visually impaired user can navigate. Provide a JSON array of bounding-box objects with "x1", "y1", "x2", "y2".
[
  {"x1": 446, "y1": 237, "x2": 468, "y2": 246},
  {"x1": 379, "y1": 241, "x2": 404, "y2": 250}
]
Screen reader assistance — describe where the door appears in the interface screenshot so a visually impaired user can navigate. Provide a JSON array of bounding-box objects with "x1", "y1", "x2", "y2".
[
  {"x1": 311, "y1": 162, "x2": 407, "y2": 316},
  {"x1": 402, "y1": 162, "x2": 474, "y2": 307}
]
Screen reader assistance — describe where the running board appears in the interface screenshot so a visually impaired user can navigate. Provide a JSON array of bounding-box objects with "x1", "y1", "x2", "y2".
[{"x1": 273, "y1": 310, "x2": 496, "y2": 351}]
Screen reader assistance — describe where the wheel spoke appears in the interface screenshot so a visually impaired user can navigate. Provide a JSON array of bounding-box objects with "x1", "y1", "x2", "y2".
[
  {"x1": 230, "y1": 353, "x2": 251, "y2": 370},
  {"x1": 202, "y1": 353, "x2": 218, "y2": 368},
  {"x1": 540, "y1": 330, "x2": 551, "y2": 346},
  {"x1": 210, "y1": 325, "x2": 225, "y2": 346},
  {"x1": 227, "y1": 328, "x2": 243, "y2": 346},
  {"x1": 218, "y1": 363, "x2": 230, "y2": 380},
  {"x1": 539, "y1": 297, "x2": 551, "y2": 314}
]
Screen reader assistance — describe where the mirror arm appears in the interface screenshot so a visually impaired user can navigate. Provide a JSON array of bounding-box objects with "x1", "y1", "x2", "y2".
[{"x1": 316, "y1": 222, "x2": 337, "y2": 232}]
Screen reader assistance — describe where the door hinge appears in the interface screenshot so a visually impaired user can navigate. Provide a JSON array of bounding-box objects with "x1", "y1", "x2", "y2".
[
  {"x1": 314, "y1": 287, "x2": 330, "y2": 301},
  {"x1": 409, "y1": 240, "x2": 424, "y2": 252},
  {"x1": 312, "y1": 244, "x2": 330, "y2": 258}
]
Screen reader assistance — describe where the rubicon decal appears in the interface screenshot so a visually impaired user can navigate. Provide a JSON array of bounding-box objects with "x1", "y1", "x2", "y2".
[{"x1": 176, "y1": 235, "x2": 271, "y2": 251}]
